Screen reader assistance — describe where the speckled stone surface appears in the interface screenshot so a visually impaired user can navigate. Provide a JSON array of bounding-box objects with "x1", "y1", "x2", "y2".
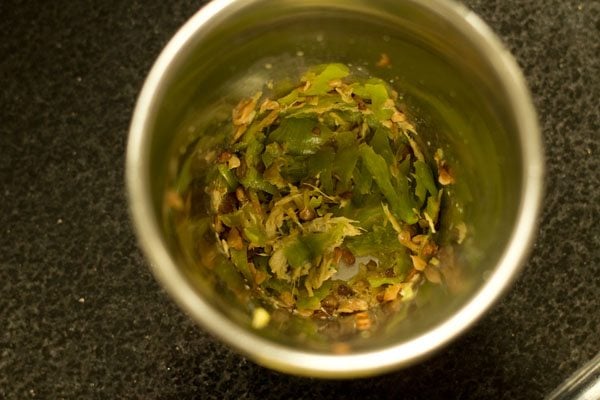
[{"x1": 0, "y1": 0, "x2": 598, "y2": 398}]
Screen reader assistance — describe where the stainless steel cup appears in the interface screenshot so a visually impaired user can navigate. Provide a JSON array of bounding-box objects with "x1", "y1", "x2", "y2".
[{"x1": 126, "y1": 0, "x2": 544, "y2": 377}]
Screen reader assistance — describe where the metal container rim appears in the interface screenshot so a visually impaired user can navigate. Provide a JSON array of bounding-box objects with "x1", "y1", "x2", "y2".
[{"x1": 126, "y1": 0, "x2": 544, "y2": 378}]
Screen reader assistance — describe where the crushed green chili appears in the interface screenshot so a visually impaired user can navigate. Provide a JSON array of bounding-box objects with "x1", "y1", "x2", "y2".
[{"x1": 170, "y1": 63, "x2": 464, "y2": 321}]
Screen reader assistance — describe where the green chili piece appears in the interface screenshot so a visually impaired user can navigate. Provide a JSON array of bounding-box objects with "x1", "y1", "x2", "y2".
[
  {"x1": 277, "y1": 89, "x2": 300, "y2": 106},
  {"x1": 333, "y1": 146, "x2": 359, "y2": 187},
  {"x1": 414, "y1": 160, "x2": 438, "y2": 197},
  {"x1": 261, "y1": 142, "x2": 283, "y2": 168},
  {"x1": 345, "y1": 225, "x2": 399, "y2": 257},
  {"x1": 358, "y1": 144, "x2": 418, "y2": 224},
  {"x1": 353, "y1": 81, "x2": 394, "y2": 121},
  {"x1": 296, "y1": 280, "x2": 333, "y2": 311},
  {"x1": 353, "y1": 159, "x2": 373, "y2": 195},
  {"x1": 370, "y1": 127, "x2": 395, "y2": 165},
  {"x1": 279, "y1": 237, "x2": 309, "y2": 270},
  {"x1": 302, "y1": 63, "x2": 350, "y2": 96},
  {"x1": 281, "y1": 156, "x2": 309, "y2": 183},
  {"x1": 308, "y1": 147, "x2": 335, "y2": 194},
  {"x1": 302, "y1": 223, "x2": 354, "y2": 258},
  {"x1": 217, "y1": 164, "x2": 238, "y2": 192},
  {"x1": 240, "y1": 167, "x2": 277, "y2": 195},
  {"x1": 347, "y1": 200, "x2": 385, "y2": 229},
  {"x1": 243, "y1": 226, "x2": 268, "y2": 247},
  {"x1": 230, "y1": 247, "x2": 252, "y2": 282},
  {"x1": 424, "y1": 190, "x2": 442, "y2": 231},
  {"x1": 214, "y1": 258, "x2": 246, "y2": 295},
  {"x1": 367, "y1": 276, "x2": 404, "y2": 288},
  {"x1": 262, "y1": 278, "x2": 292, "y2": 293},
  {"x1": 244, "y1": 138, "x2": 265, "y2": 167},
  {"x1": 334, "y1": 130, "x2": 357, "y2": 149},
  {"x1": 268, "y1": 117, "x2": 325, "y2": 156}
]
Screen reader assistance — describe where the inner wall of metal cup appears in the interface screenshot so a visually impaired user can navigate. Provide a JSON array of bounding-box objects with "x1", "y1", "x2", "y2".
[{"x1": 146, "y1": 0, "x2": 525, "y2": 352}]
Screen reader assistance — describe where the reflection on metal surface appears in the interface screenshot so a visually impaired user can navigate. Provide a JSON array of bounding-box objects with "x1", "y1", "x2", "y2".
[{"x1": 547, "y1": 352, "x2": 600, "y2": 400}]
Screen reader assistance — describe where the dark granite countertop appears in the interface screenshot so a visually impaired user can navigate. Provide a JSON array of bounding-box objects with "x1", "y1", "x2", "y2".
[{"x1": 1, "y1": 0, "x2": 598, "y2": 398}]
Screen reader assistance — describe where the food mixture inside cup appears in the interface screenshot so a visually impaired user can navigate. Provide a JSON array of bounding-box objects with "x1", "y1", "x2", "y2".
[{"x1": 166, "y1": 63, "x2": 466, "y2": 333}]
